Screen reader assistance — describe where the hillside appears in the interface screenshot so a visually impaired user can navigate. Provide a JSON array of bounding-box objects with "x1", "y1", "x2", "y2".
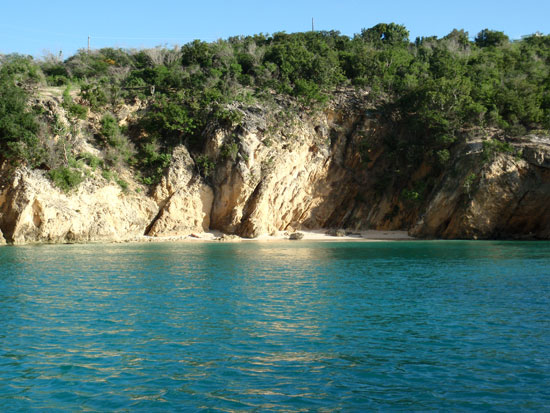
[{"x1": 1, "y1": 24, "x2": 550, "y2": 243}]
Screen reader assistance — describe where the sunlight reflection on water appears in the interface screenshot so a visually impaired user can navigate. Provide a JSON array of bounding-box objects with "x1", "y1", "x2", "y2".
[{"x1": 0, "y1": 241, "x2": 549, "y2": 411}]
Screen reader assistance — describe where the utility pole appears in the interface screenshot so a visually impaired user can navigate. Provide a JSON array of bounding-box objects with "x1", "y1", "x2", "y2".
[
  {"x1": 312, "y1": 18, "x2": 314, "y2": 32},
  {"x1": 87, "y1": 36, "x2": 90, "y2": 53}
]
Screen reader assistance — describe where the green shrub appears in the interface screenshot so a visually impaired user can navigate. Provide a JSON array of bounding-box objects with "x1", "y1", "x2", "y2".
[
  {"x1": 62, "y1": 85, "x2": 88, "y2": 120},
  {"x1": 115, "y1": 176, "x2": 128, "y2": 190},
  {"x1": 69, "y1": 104, "x2": 88, "y2": 120},
  {"x1": 436, "y1": 149, "x2": 451, "y2": 165},
  {"x1": 101, "y1": 169, "x2": 113, "y2": 181},
  {"x1": 48, "y1": 167, "x2": 83, "y2": 192},
  {"x1": 401, "y1": 188, "x2": 421, "y2": 201},
  {"x1": 79, "y1": 153, "x2": 103, "y2": 169},
  {"x1": 100, "y1": 113, "x2": 120, "y2": 143},
  {"x1": 137, "y1": 143, "x2": 171, "y2": 184},
  {"x1": 80, "y1": 81, "x2": 108, "y2": 110},
  {"x1": 213, "y1": 107, "x2": 243, "y2": 127},
  {"x1": 0, "y1": 70, "x2": 43, "y2": 166},
  {"x1": 220, "y1": 142, "x2": 239, "y2": 161},
  {"x1": 463, "y1": 173, "x2": 477, "y2": 195},
  {"x1": 482, "y1": 139, "x2": 516, "y2": 161},
  {"x1": 195, "y1": 155, "x2": 215, "y2": 177}
]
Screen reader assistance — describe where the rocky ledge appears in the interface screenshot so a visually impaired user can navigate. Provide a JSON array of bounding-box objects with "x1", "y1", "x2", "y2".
[{"x1": 1, "y1": 92, "x2": 549, "y2": 244}]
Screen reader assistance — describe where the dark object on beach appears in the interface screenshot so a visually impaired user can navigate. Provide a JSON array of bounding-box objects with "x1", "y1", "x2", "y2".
[
  {"x1": 217, "y1": 234, "x2": 241, "y2": 242},
  {"x1": 289, "y1": 232, "x2": 304, "y2": 240},
  {"x1": 326, "y1": 229, "x2": 346, "y2": 237}
]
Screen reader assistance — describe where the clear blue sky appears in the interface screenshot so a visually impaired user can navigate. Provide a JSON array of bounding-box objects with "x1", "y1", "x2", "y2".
[{"x1": 1, "y1": 0, "x2": 549, "y2": 58}]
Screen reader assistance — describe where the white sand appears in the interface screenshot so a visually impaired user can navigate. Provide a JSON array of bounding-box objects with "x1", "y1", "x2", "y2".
[{"x1": 128, "y1": 229, "x2": 414, "y2": 243}]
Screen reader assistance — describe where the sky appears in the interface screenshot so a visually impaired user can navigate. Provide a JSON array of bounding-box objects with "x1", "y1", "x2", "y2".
[{"x1": 1, "y1": 0, "x2": 549, "y2": 58}]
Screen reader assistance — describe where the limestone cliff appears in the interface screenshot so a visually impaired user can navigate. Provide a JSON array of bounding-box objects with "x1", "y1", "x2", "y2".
[
  {"x1": 0, "y1": 167, "x2": 157, "y2": 244},
  {"x1": 147, "y1": 146, "x2": 214, "y2": 237},
  {"x1": 1, "y1": 89, "x2": 549, "y2": 244},
  {"x1": 411, "y1": 138, "x2": 550, "y2": 239}
]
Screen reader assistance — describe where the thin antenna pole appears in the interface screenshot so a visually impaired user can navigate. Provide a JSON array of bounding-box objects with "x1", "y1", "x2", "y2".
[
  {"x1": 88, "y1": 36, "x2": 90, "y2": 53},
  {"x1": 312, "y1": 18, "x2": 314, "y2": 32}
]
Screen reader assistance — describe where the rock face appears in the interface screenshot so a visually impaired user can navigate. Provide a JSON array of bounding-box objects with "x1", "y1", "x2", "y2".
[
  {"x1": 0, "y1": 168, "x2": 157, "y2": 244},
  {"x1": 206, "y1": 98, "x2": 381, "y2": 238},
  {"x1": 1, "y1": 91, "x2": 550, "y2": 243},
  {"x1": 209, "y1": 111, "x2": 342, "y2": 237},
  {"x1": 411, "y1": 142, "x2": 550, "y2": 239},
  {"x1": 0, "y1": 228, "x2": 5, "y2": 245},
  {"x1": 147, "y1": 146, "x2": 214, "y2": 237}
]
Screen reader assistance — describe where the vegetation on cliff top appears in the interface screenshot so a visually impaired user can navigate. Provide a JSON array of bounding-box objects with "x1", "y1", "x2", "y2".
[{"x1": 1, "y1": 24, "x2": 549, "y2": 189}]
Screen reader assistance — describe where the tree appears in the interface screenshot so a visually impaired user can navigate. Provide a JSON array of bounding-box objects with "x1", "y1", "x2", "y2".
[
  {"x1": 475, "y1": 29, "x2": 509, "y2": 48},
  {"x1": 360, "y1": 23, "x2": 410, "y2": 47},
  {"x1": 0, "y1": 71, "x2": 42, "y2": 165}
]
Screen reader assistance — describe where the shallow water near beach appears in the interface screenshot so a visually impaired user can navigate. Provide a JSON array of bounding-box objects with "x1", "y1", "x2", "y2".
[{"x1": 0, "y1": 241, "x2": 549, "y2": 411}]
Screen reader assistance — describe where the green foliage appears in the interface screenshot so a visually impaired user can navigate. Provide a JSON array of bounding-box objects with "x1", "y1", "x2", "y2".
[
  {"x1": 401, "y1": 180, "x2": 426, "y2": 202},
  {"x1": 100, "y1": 113, "x2": 120, "y2": 143},
  {"x1": 101, "y1": 169, "x2": 113, "y2": 181},
  {"x1": 482, "y1": 139, "x2": 517, "y2": 161},
  {"x1": 69, "y1": 103, "x2": 88, "y2": 120},
  {"x1": 401, "y1": 188, "x2": 421, "y2": 201},
  {"x1": 62, "y1": 85, "x2": 88, "y2": 120},
  {"x1": 137, "y1": 143, "x2": 171, "y2": 185},
  {"x1": 98, "y1": 113, "x2": 135, "y2": 166},
  {"x1": 213, "y1": 107, "x2": 243, "y2": 128},
  {"x1": 48, "y1": 166, "x2": 83, "y2": 192},
  {"x1": 195, "y1": 155, "x2": 215, "y2": 178},
  {"x1": 220, "y1": 142, "x2": 239, "y2": 161},
  {"x1": 42, "y1": 58, "x2": 69, "y2": 86},
  {"x1": 79, "y1": 152, "x2": 103, "y2": 169},
  {"x1": 141, "y1": 96, "x2": 196, "y2": 145},
  {"x1": 0, "y1": 67, "x2": 43, "y2": 166},
  {"x1": 463, "y1": 173, "x2": 477, "y2": 195},
  {"x1": 80, "y1": 80, "x2": 108, "y2": 110},
  {"x1": 116, "y1": 177, "x2": 128, "y2": 190},
  {"x1": 436, "y1": 149, "x2": 451, "y2": 165},
  {"x1": 475, "y1": 29, "x2": 509, "y2": 48},
  {"x1": 360, "y1": 23, "x2": 410, "y2": 47},
  {"x1": 1, "y1": 23, "x2": 547, "y2": 191},
  {"x1": 0, "y1": 54, "x2": 44, "y2": 85}
]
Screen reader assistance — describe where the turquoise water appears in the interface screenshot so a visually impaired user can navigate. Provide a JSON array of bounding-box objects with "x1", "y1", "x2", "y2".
[{"x1": 0, "y1": 241, "x2": 549, "y2": 412}]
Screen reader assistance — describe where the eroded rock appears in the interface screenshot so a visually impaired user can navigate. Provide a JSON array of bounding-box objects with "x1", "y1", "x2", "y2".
[
  {"x1": 0, "y1": 168, "x2": 157, "y2": 244},
  {"x1": 411, "y1": 143, "x2": 550, "y2": 239},
  {"x1": 148, "y1": 146, "x2": 214, "y2": 237}
]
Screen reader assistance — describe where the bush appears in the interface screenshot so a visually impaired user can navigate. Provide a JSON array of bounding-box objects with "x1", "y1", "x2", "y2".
[
  {"x1": 80, "y1": 81, "x2": 108, "y2": 110},
  {"x1": 100, "y1": 113, "x2": 120, "y2": 143},
  {"x1": 115, "y1": 176, "x2": 129, "y2": 190},
  {"x1": 482, "y1": 139, "x2": 516, "y2": 161},
  {"x1": 220, "y1": 142, "x2": 239, "y2": 161},
  {"x1": 62, "y1": 85, "x2": 88, "y2": 120},
  {"x1": 401, "y1": 188, "x2": 421, "y2": 201},
  {"x1": 0, "y1": 70, "x2": 43, "y2": 165},
  {"x1": 137, "y1": 142, "x2": 171, "y2": 184},
  {"x1": 48, "y1": 166, "x2": 83, "y2": 192},
  {"x1": 436, "y1": 149, "x2": 451, "y2": 165},
  {"x1": 195, "y1": 155, "x2": 215, "y2": 177},
  {"x1": 79, "y1": 153, "x2": 103, "y2": 169}
]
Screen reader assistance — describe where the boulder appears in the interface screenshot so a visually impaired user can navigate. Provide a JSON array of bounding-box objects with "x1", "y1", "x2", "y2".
[{"x1": 289, "y1": 232, "x2": 304, "y2": 240}]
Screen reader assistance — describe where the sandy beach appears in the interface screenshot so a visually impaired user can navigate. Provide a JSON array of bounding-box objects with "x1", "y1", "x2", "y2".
[{"x1": 127, "y1": 229, "x2": 414, "y2": 243}]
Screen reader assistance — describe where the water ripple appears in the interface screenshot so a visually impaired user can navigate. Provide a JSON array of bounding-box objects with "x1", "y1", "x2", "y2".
[{"x1": 0, "y1": 241, "x2": 549, "y2": 411}]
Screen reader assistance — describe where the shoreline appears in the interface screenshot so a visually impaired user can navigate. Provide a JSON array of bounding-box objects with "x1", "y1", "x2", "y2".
[{"x1": 122, "y1": 229, "x2": 415, "y2": 244}]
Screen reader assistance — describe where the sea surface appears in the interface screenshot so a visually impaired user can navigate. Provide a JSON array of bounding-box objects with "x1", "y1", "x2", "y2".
[{"x1": 0, "y1": 240, "x2": 549, "y2": 412}]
